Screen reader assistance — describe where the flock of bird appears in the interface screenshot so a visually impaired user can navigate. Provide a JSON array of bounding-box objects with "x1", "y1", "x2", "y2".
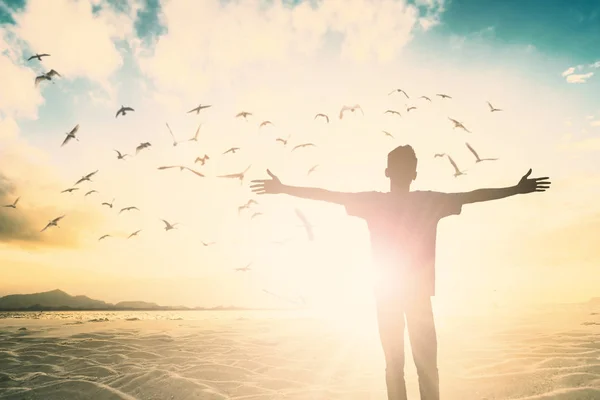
[{"x1": 3, "y1": 53, "x2": 504, "y2": 284}]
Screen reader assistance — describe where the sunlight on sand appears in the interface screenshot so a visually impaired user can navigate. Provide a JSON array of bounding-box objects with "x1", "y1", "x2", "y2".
[{"x1": 0, "y1": 304, "x2": 599, "y2": 400}]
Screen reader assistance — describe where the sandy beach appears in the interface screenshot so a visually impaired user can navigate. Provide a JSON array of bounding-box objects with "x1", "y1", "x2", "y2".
[{"x1": 0, "y1": 305, "x2": 599, "y2": 400}]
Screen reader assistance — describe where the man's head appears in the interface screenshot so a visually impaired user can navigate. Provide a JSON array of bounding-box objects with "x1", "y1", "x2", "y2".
[{"x1": 385, "y1": 145, "x2": 417, "y2": 187}]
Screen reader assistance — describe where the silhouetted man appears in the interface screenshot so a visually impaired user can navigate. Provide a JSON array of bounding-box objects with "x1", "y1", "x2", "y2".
[{"x1": 250, "y1": 144, "x2": 551, "y2": 400}]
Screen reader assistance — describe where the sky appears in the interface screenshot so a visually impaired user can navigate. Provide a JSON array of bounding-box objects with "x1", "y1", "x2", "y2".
[{"x1": 0, "y1": 0, "x2": 599, "y2": 312}]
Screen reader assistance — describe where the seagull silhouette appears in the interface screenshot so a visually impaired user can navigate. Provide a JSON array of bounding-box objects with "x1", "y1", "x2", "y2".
[
  {"x1": 236, "y1": 111, "x2": 252, "y2": 120},
  {"x1": 2, "y1": 197, "x2": 19, "y2": 208},
  {"x1": 419, "y1": 96, "x2": 432, "y2": 102},
  {"x1": 406, "y1": 106, "x2": 417, "y2": 112},
  {"x1": 339, "y1": 104, "x2": 364, "y2": 119},
  {"x1": 201, "y1": 241, "x2": 216, "y2": 246},
  {"x1": 295, "y1": 208, "x2": 314, "y2": 241},
  {"x1": 436, "y1": 93, "x2": 452, "y2": 99},
  {"x1": 115, "y1": 106, "x2": 134, "y2": 118},
  {"x1": 447, "y1": 155, "x2": 466, "y2": 177},
  {"x1": 276, "y1": 135, "x2": 290, "y2": 146},
  {"x1": 119, "y1": 206, "x2": 139, "y2": 214},
  {"x1": 27, "y1": 53, "x2": 50, "y2": 61},
  {"x1": 128, "y1": 230, "x2": 142, "y2": 239},
  {"x1": 382, "y1": 130, "x2": 394, "y2": 138},
  {"x1": 135, "y1": 142, "x2": 151, "y2": 154},
  {"x1": 465, "y1": 142, "x2": 498, "y2": 163},
  {"x1": 85, "y1": 190, "x2": 98, "y2": 197},
  {"x1": 188, "y1": 104, "x2": 211, "y2": 114},
  {"x1": 487, "y1": 101, "x2": 502, "y2": 112},
  {"x1": 384, "y1": 110, "x2": 401, "y2": 116},
  {"x1": 74, "y1": 170, "x2": 98, "y2": 185},
  {"x1": 434, "y1": 153, "x2": 446, "y2": 158},
  {"x1": 99, "y1": 234, "x2": 111, "y2": 241},
  {"x1": 218, "y1": 165, "x2": 251, "y2": 184},
  {"x1": 223, "y1": 147, "x2": 240, "y2": 155},
  {"x1": 157, "y1": 165, "x2": 205, "y2": 177},
  {"x1": 195, "y1": 154, "x2": 210, "y2": 165},
  {"x1": 235, "y1": 263, "x2": 252, "y2": 272},
  {"x1": 238, "y1": 199, "x2": 258, "y2": 214},
  {"x1": 114, "y1": 149, "x2": 130, "y2": 160},
  {"x1": 188, "y1": 124, "x2": 202, "y2": 141},
  {"x1": 259, "y1": 120, "x2": 273, "y2": 128},
  {"x1": 448, "y1": 118, "x2": 471, "y2": 133},
  {"x1": 314, "y1": 113, "x2": 329, "y2": 123},
  {"x1": 61, "y1": 124, "x2": 80, "y2": 147},
  {"x1": 388, "y1": 89, "x2": 409, "y2": 98},
  {"x1": 251, "y1": 212, "x2": 263, "y2": 220},
  {"x1": 61, "y1": 188, "x2": 79, "y2": 194},
  {"x1": 307, "y1": 165, "x2": 319, "y2": 175},
  {"x1": 102, "y1": 198, "x2": 115, "y2": 208},
  {"x1": 41, "y1": 215, "x2": 65, "y2": 232},
  {"x1": 162, "y1": 219, "x2": 178, "y2": 231},
  {"x1": 291, "y1": 143, "x2": 316, "y2": 152},
  {"x1": 165, "y1": 123, "x2": 179, "y2": 146},
  {"x1": 35, "y1": 69, "x2": 60, "y2": 87}
]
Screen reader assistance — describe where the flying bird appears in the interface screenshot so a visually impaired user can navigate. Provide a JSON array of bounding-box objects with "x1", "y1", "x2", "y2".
[
  {"x1": 35, "y1": 69, "x2": 61, "y2": 87},
  {"x1": 251, "y1": 212, "x2": 263, "y2": 220},
  {"x1": 275, "y1": 136, "x2": 290, "y2": 146},
  {"x1": 162, "y1": 219, "x2": 178, "y2": 231},
  {"x1": 235, "y1": 263, "x2": 252, "y2": 272},
  {"x1": 419, "y1": 96, "x2": 432, "y2": 102},
  {"x1": 102, "y1": 198, "x2": 115, "y2": 208},
  {"x1": 201, "y1": 241, "x2": 216, "y2": 246},
  {"x1": 487, "y1": 101, "x2": 502, "y2": 112},
  {"x1": 259, "y1": 120, "x2": 273, "y2": 128},
  {"x1": 2, "y1": 197, "x2": 19, "y2": 208},
  {"x1": 384, "y1": 110, "x2": 401, "y2": 116},
  {"x1": 465, "y1": 142, "x2": 498, "y2": 163},
  {"x1": 383, "y1": 130, "x2": 394, "y2": 138},
  {"x1": 74, "y1": 170, "x2": 98, "y2": 185},
  {"x1": 238, "y1": 199, "x2": 258, "y2": 214},
  {"x1": 314, "y1": 113, "x2": 329, "y2": 123},
  {"x1": 165, "y1": 123, "x2": 179, "y2": 146},
  {"x1": 339, "y1": 104, "x2": 364, "y2": 119},
  {"x1": 188, "y1": 104, "x2": 211, "y2": 114},
  {"x1": 188, "y1": 124, "x2": 202, "y2": 141},
  {"x1": 291, "y1": 143, "x2": 316, "y2": 152},
  {"x1": 295, "y1": 208, "x2": 314, "y2": 241},
  {"x1": 436, "y1": 93, "x2": 452, "y2": 99},
  {"x1": 85, "y1": 190, "x2": 98, "y2": 196},
  {"x1": 222, "y1": 147, "x2": 240, "y2": 155},
  {"x1": 389, "y1": 89, "x2": 409, "y2": 98},
  {"x1": 135, "y1": 142, "x2": 151, "y2": 154},
  {"x1": 406, "y1": 106, "x2": 417, "y2": 112},
  {"x1": 41, "y1": 215, "x2": 65, "y2": 232},
  {"x1": 61, "y1": 188, "x2": 79, "y2": 194},
  {"x1": 115, "y1": 106, "x2": 134, "y2": 118},
  {"x1": 128, "y1": 230, "x2": 141, "y2": 239},
  {"x1": 119, "y1": 206, "x2": 139, "y2": 214},
  {"x1": 448, "y1": 118, "x2": 471, "y2": 133},
  {"x1": 447, "y1": 155, "x2": 466, "y2": 177},
  {"x1": 218, "y1": 165, "x2": 251, "y2": 184},
  {"x1": 114, "y1": 149, "x2": 130, "y2": 160},
  {"x1": 236, "y1": 111, "x2": 252, "y2": 120},
  {"x1": 98, "y1": 234, "x2": 111, "y2": 241},
  {"x1": 27, "y1": 53, "x2": 50, "y2": 61},
  {"x1": 61, "y1": 124, "x2": 80, "y2": 147},
  {"x1": 434, "y1": 153, "x2": 446, "y2": 158},
  {"x1": 307, "y1": 165, "x2": 319, "y2": 175},
  {"x1": 157, "y1": 165, "x2": 205, "y2": 177},
  {"x1": 195, "y1": 155, "x2": 210, "y2": 165}
]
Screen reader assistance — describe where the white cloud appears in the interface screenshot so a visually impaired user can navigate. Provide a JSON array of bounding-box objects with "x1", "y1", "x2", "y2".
[
  {"x1": 590, "y1": 60, "x2": 600, "y2": 68},
  {"x1": 561, "y1": 67, "x2": 575, "y2": 76},
  {"x1": 566, "y1": 72, "x2": 594, "y2": 83}
]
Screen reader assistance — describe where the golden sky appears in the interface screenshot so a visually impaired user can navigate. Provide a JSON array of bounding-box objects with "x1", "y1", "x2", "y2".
[{"x1": 0, "y1": 0, "x2": 598, "y2": 310}]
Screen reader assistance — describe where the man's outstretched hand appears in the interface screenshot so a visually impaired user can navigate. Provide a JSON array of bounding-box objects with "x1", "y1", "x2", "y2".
[
  {"x1": 516, "y1": 169, "x2": 551, "y2": 194},
  {"x1": 250, "y1": 169, "x2": 284, "y2": 195}
]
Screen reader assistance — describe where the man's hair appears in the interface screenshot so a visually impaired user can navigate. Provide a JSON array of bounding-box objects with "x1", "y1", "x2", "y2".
[{"x1": 387, "y1": 145, "x2": 417, "y2": 170}]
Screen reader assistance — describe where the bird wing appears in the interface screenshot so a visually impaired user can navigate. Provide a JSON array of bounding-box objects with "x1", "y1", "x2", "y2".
[
  {"x1": 161, "y1": 220, "x2": 171, "y2": 228},
  {"x1": 27, "y1": 55, "x2": 35, "y2": 61},
  {"x1": 41, "y1": 223, "x2": 50, "y2": 232},
  {"x1": 354, "y1": 104, "x2": 364, "y2": 114},
  {"x1": 242, "y1": 165, "x2": 252, "y2": 174},
  {"x1": 388, "y1": 90, "x2": 395, "y2": 95},
  {"x1": 465, "y1": 142, "x2": 479, "y2": 159},
  {"x1": 34, "y1": 75, "x2": 47, "y2": 86},
  {"x1": 74, "y1": 177, "x2": 86, "y2": 185},
  {"x1": 185, "y1": 168, "x2": 205, "y2": 177},
  {"x1": 124, "y1": 107, "x2": 134, "y2": 112},
  {"x1": 48, "y1": 69, "x2": 60, "y2": 77},
  {"x1": 86, "y1": 170, "x2": 98, "y2": 179},
  {"x1": 339, "y1": 106, "x2": 351, "y2": 119},
  {"x1": 114, "y1": 149, "x2": 122, "y2": 157},
  {"x1": 39, "y1": 53, "x2": 50, "y2": 57},
  {"x1": 448, "y1": 118, "x2": 459, "y2": 125},
  {"x1": 487, "y1": 101, "x2": 493, "y2": 110},
  {"x1": 53, "y1": 215, "x2": 65, "y2": 223},
  {"x1": 165, "y1": 123, "x2": 176, "y2": 141},
  {"x1": 14, "y1": 197, "x2": 20, "y2": 206},
  {"x1": 70, "y1": 124, "x2": 80, "y2": 135},
  {"x1": 235, "y1": 112, "x2": 245, "y2": 117},
  {"x1": 115, "y1": 108, "x2": 122, "y2": 118},
  {"x1": 447, "y1": 156, "x2": 460, "y2": 173},
  {"x1": 294, "y1": 208, "x2": 314, "y2": 240},
  {"x1": 192, "y1": 124, "x2": 202, "y2": 140},
  {"x1": 401, "y1": 91, "x2": 409, "y2": 99}
]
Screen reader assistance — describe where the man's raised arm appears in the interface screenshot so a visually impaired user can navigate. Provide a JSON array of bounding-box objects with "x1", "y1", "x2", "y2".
[
  {"x1": 457, "y1": 169, "x2": 551, "y2": 205},
  {"x1": 250, "y1": 169, "x2": 356, "y2": 204}
]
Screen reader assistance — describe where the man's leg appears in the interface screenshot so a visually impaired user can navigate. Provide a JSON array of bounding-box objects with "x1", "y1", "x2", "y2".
[
  {"x1": 405, "y1": 296, "x2": 439, "y2": 400},
  {"x1": 375, "y1": 293, "x2": 408, "y2": 400}
]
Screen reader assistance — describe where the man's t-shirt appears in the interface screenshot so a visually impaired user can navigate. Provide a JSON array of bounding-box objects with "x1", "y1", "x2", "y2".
[{"x1": 344, "y1": 191, "x2": 463, "y2": 298}]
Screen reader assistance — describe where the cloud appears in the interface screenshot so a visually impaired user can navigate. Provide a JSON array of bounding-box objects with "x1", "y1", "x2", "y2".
[
  {"x1": 561, "y1": 67, "x2": 575, "y2": 76},
  {"x1": 565, "y1": 72, "x2": 594, "y2": 83},
  {"x1": 137, "y1": 0, "x2": 443, "y2": 102},
  {"x1": 591, "y1": 120, "x2": 600, "y2": 127}
]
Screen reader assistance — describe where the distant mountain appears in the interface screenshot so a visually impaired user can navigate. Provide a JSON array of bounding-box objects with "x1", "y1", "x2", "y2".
[{"x1": 114, "y1": 301, "x2": 160, "y2": 309}]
